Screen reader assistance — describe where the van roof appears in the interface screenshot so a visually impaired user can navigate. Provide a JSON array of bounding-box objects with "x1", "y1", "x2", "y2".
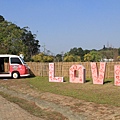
[{"x1": 0, "y1": 54, "x2": 19, "y2": 57}]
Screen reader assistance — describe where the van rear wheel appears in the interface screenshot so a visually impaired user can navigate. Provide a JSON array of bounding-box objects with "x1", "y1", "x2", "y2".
[{"x1": 12, "y1": 72, "x2": 19, "y2": 79}]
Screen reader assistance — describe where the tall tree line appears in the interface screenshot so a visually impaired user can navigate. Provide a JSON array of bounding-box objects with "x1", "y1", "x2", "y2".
[{"x1": 0, "y1": 15, "x2": 40, "y2": 61}]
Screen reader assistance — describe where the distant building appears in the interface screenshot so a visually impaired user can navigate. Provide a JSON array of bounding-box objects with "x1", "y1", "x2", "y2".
[{"x1": 101, "y1": 58, "x2": 114, "y2": 62}]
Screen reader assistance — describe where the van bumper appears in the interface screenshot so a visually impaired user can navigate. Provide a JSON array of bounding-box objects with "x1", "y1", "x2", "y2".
[{"x1": 20, "y1": 74, "x2": 30, "y2": 77}]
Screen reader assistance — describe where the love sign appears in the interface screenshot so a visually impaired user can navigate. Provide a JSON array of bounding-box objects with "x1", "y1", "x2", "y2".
[{"x1": 49, "y1": 62, "x2": 120, "y2": 86}]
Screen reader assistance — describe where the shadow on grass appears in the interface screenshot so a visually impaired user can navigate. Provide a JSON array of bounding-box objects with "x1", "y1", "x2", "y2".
[
  {"x1": 104, "y1": 80, "x2": 112, "y2": 84},
  {"x1": 29, "y1": 69, "x2": 35, "y2": 77},
  {"x1": 63, "y1": 79, "x2": 91, "y2": 83},
  {"x1": 0, "y1": 77, "x2": 12, "y2": 80},
  {"x1": 85, "y1": 79, "x2": 91, "y2": 83}
]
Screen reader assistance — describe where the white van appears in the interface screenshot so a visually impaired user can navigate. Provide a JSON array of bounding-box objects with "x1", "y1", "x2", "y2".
[{"x1": 0, "y1": 54, "x2": 30, "y2": 79}]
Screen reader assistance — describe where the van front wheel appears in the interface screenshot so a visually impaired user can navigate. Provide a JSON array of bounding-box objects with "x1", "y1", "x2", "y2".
[{"x1": 12, "y1": 72, "x2": 19, "y2": 79}]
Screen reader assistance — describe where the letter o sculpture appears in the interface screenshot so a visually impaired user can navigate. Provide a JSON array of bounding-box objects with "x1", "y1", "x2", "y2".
[{"x1": 69, "y1": 65, "x2": 85, "y2": 83}]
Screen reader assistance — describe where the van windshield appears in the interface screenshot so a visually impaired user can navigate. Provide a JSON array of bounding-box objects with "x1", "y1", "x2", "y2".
[{"x1": 20, "y1": 57, "x2": 25, "y2": 64}]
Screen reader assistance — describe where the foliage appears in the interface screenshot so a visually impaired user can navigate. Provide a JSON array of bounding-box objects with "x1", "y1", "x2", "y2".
[
  {"x1": 69, "y1": 47, "x2": 84, "y2": 61},
  {"x1": 0, "y1": 15, "x2": 5, "y2": 22},
  {"x1": 0, "y1": 20, "x2": 24, "y2": 54},
  {"x1": 63, "y1": 48, "x2": 101, "y2": 62},
  {"x1": 0, "y1": 15, "x2": 40, "y2": 61},
  {"x1": 83, "y1": 49, "x2": 90, "y2": 55},
  {"x1": 62, "y1": 47, "x2": 85, "y2": 62},
  {"x1": 118, "y1": 48, "x2": 120, "y2": 56},
  {"x1": 21, "y1": 28, "x2": 40, "y2": 60},
  {"x1": 63, "y1": 46, "x2": 120, "y2": 62},
  {"x1": 84, "y1": 51, "x2": 102, "y2": 62},
  {"x1": 89, "y1": 51, "x2": 102, "y2": 62},
  {"x1": 54, "y1": 54, "x2": 63, "y2": 62},
  {"x1": 32, "y1": 53, "x2": 54, "y2": 62},
  {"x1": 117, "y1": 56, "x2": 120, "y2": 61},
  {"x1": 84, "y1": 53, "x2": 92, "y2": 62},
  {"x1": 100, "y1": 50, "x2": 114, "y2": 59},
  {"x1": 63, "y1": 54, "x2": 81, "y2": 62}
]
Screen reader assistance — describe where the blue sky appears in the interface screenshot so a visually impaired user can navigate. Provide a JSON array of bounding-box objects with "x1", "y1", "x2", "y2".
[{"x1": 0, "y1": 0, "x2": 120, "y2": 55}]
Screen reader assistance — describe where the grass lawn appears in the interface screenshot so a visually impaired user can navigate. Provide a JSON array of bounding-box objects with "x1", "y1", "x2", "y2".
[{"x1": 27, "y1": 76, "x2": 120, "y2": 107}]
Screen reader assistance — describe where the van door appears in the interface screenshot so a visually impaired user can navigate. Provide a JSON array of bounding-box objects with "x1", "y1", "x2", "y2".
[
  {"x1": 10, "y1": 57, "x2": 22, "y2": 71},
  {"x1": 0, "y1": 57, "x2": 9, "y2": 73},
  {"x1": 9, "y1": 57, "x2": 22, "y2": 78},
  {"x1": 0, "y1": 58, "x2": 4, "y2": 72}
]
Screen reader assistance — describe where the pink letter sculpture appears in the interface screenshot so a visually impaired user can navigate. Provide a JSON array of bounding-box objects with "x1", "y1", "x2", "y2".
[
  {"x1": 69, "y1": 65, "x2": 86, "y2": 83},
  {"x1": 114, "y1": 65, "x2": 120, "y2": 86},
  {"x1": 91, "y1": 62, "x2": 106, "y2": 84},
  {"x1": 49, "y1": 63, "x2": 63, "y2": 82}
]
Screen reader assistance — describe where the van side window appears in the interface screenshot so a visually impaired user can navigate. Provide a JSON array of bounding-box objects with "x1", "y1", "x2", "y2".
[{"x1": 11, "y1": 58, "x2": 22, "y2": 64}]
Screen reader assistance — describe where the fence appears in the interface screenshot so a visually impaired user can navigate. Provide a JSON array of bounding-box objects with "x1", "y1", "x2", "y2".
[{"x1": 27, "y1": 62, "x2": 120, "y2": 79}]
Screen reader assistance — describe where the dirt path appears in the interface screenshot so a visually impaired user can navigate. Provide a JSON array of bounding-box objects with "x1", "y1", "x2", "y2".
[
  {"x1": 0, "y1": 95, "x2": 42, "y2": 120},
  {"x1": 0, "y1": 79, "x2": 120, "y2": 120},
  {"x1": 0, "y1": 86, "x2": 87, "y2": 120}
]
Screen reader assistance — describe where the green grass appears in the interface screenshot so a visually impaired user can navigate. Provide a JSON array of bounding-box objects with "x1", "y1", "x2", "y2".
[{"x1": 27, "y1": 76, "x2": 120, "y2": 106}]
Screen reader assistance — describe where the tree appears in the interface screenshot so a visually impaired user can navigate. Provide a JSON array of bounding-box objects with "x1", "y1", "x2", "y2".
[
  {"x1": 31, "y1": 53, "x2": 43, "y2": 62},
  {"x1": 0, "y1": 15, "x2": 5, "y2": 22},
  {"x1": 118, "y1": 48, "x2": 120, "y2": 56},
  {"x1": 90, "y1": 51, "x2": 102, "y2": 62},
  {"x1": 103, "y1": 45, "x2": 107, "y2": 50},
  {"x1": 69, "y1": 47, "x2": 78, "y2": 55},
  {"x1": 84, "y1": 53, "x2": 92, "y2": 62},
  {"x1": 55, "y1": 54, "x2": 63, "y2": 62},
  {"x1": 22, "y1": 28, "x2": 40, "y2": 60},
  {"x1": 100, "y1": 50, "x2": 114, "y2": 59},
  {"x1": 63, "y1": 54, "x2": 81, "y2": 62},
  {"x1": 32, "y1": 53, "x2": 54, "y2": 62},
  {"x1": 0, "y1": 16, "x2": 40, "y2": 61},
  {"x1": 0, "y1": 21, "x2": 24, "y2": 54},
  {"x1": 67, "y1": 47, "x2": 84, "y2": 61},
  {"x1": 84, "y1": 49, "x2": 90, "y2": 55},
  {"x1": 43, "y1": 55, "x2": 54, "y2": 62},
  {"x1": 117, "y1": 56, "x2": 120, "y2": 61}
]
